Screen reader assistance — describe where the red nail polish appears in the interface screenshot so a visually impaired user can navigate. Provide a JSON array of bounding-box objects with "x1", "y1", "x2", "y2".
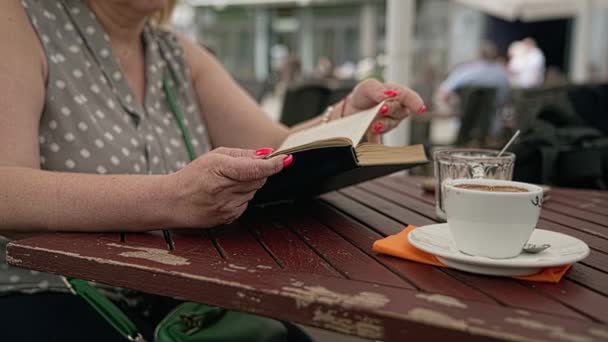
[
  {"x1": 373, "y1": 122, "x2": 383, "y2": 133},
  {"x1": 384, "y1": 89, "x2": 398, "y2": 97},
  {"x1": 380, "y1": 105, "x2": 389, "y2": 115},
  {"x1": 283, "y1": 154, "x2": 294, "y2": 168},
  {"x1": 417, "y1": 105, "x2": 427, "y2": 114},
  {"x1": 256, "y1": 147, "x2": 274, "y2": 156}
]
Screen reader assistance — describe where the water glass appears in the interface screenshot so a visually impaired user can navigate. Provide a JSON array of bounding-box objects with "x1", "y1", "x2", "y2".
[{"x1": 433, "y1": 149, "x2": 515, "y2": 220}]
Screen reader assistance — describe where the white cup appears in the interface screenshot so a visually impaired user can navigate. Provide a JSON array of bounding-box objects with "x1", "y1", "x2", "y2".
[{"x1": 444, "y1": 179, "x2": 544, "y2": 259}]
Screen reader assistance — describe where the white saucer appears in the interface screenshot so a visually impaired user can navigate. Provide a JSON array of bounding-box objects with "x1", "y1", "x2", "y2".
[{"x1": 407, "y1": 224, "x2": 590, "y2": 277}]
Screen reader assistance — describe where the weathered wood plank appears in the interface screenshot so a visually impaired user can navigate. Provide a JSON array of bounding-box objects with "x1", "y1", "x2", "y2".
[
  {"x1": 583, "y1": 251, "x2": 608, "y2": 273},
  {"x1": 170, "y1": 230, "x2": 222, "y2": 258},
  {"x1": 284, "y1": 210, "x2": 412, "y2": 288},
  {"x1": 321, "y1": 192, "x2": 406, "y2": 236},
  {"x1": 565, "y1": 263, "x2": 608, "y2": 297},
  {"x1": 247, "y1": 216, "x2": 342, "y2": 277},
  {"x1": 211, "y1": 222, "x2": 278, "y2": 268},
  {"x1": 5, "y1": 176, "x2": 608, "y2": 341},
  {"x1": 523, "y1": 279, "x2": 608, "y2": 323},
  {"x1": 9, "y1": 236, "x2": 606, "y2": 341},
  {"x1": 359, "y1": 181, "x2": 438, "y2": 220},
  {"x1": 311, "y1": 201, "x2": 498, "y2": 303},
  {"x1": 546, "y1": 195, "x2": 608, "y2": 217},
  {"x1": 440, "y1": 269, "x2": 590, "y2": 321},
  {"x1": 539, "y1": 206, "x2": 608, "y2": 238},
  {"x1": 340, "y1": 186, "x2": 437, "y2": 226},
  {"x1": 551, "y1": 187, "x2": 608, "y2": 200}
]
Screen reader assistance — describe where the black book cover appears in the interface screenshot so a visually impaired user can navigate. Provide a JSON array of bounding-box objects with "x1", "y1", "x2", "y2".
[{"x1": 252, "y1": 145, "x2": 427, "y2": 205}]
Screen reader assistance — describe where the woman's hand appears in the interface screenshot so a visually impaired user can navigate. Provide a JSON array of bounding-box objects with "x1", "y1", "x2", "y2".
[
  {"x1": 167, "y1": 147, "x2": 290, "y2": 228},
  {"x1": 342, "y1": 79, "x2": 426, "y2": 142}
]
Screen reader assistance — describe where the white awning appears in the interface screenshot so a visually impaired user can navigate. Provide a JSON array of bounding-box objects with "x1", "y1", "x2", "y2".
[{"x1": 453, "y1": 0, "x2": 581, "y2": 22}]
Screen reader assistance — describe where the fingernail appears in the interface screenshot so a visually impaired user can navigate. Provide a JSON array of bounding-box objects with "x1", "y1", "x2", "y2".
[
  {"x1": 384, "y1": 89, "x2": 398, "y2": 97},
  {"x1": 379, "y1": 104, "x2": 389, "y2": 115},
  {"x1": 283, "y1": 154, "x2": 294, "y2": 168},
  {"x1": 417, "y1": 105, "x2": 427, "y2": 114},
  {"x1": 373, "y1": 122, "x2": 383, "y2": 133},
  {"x1": 256, "y1": 147, "x2": 274, "y2": 156}
]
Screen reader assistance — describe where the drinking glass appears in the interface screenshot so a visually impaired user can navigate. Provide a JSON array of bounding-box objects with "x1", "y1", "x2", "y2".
[{"x1": 433, "y1": 149, "x2": 515, "y2": 220}]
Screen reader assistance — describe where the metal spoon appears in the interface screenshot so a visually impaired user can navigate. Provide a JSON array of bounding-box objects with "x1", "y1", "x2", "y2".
[
  {"x1": 497, "y1": 130, "x2": 521, "y2": 157},
  {"x1": 523, "y1": 243, "x2": 551, "y2": 254}
]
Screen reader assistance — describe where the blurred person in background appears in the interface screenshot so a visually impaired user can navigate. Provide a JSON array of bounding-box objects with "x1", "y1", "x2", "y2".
[
  {"x1": 0, "y1": 0, "x2": 426, "y2": 339},
  {"x1": 508, "y1": 37, "x2": 546, "y2": 88},
  {"x1": 434, "y1": 41, "x2": 510, "y2": 139},
  {"x1": 544, "y1": 66, "x2": 569, "y2": 87},
  {"x1": 356, "y1": 57, "x2": 385, "y2": 81},
  {"x1": 434, "y1": 41, "x2": 510, "y2": 115},
  {"x1": 333, "y1": 60, "x2": 357, "y2": 80},
  {"x1": 312, "y1": 55, "x2": 333, "y2": 80},
  {"x1": 262, "y1": 53, "x2": 302, "y2": 120},
  {"x1": 279, "y1": 53, "x2": 302, "y2": 88}
]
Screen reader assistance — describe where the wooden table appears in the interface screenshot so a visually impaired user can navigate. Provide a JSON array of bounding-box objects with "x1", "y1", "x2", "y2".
[{"x1": 7, "y1": 176, "x2": 608, "y2": 341}]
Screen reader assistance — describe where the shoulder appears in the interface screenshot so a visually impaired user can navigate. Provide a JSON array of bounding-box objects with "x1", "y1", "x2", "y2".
[
  {"x1": 174, "y1": 32, "x2": 214, "y2": 68},
  {"x1": 146, "y1": 27, "x2": 205, "y2": 73},
  {"x1": 0, "y1": 0, "x2": 47, "y2": 80},
  {"x1": 0, "y1": 0, "x2": 44, "y2": 47},
  {"x1": 147, "y1": 27, "x2": 228, "y2": 89},
  {"x1": 147, "y1": 27, "x2": 207, "y2": 61},
  {"x1": 158, "y1": 29, "x2": 219, "y2": 81}
]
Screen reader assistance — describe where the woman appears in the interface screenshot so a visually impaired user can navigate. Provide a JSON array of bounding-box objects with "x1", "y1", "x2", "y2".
[{"x1": 0, "y1": 0, "x2": 425, "y2": 339}]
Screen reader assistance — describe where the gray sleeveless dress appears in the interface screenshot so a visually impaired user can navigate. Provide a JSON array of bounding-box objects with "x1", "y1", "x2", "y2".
[{"x1": 0, "y1": 0, "x2": 211, "y2": 295}]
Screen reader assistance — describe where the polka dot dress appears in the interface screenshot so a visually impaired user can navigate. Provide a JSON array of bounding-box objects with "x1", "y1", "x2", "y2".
[{"x1": 0, "y1": 0, "x2": 211, "y2": 295}]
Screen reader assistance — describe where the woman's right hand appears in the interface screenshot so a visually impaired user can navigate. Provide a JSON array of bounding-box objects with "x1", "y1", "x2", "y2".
[{"x1": 166, "y1": 147, "x2": 291, "y2": 228}]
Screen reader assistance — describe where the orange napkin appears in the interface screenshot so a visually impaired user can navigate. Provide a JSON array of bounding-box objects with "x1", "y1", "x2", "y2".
[{"x1": 372, "y1": 225, "x2": 571, "y2": 283}]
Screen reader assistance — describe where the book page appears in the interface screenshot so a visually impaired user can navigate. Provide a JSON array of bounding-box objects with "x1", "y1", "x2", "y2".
[
  {"x1": 355, "y1": 144, "x2": 428, "y2": 166},
  {"x1": 274, "y1": 102, "x2": 384, "y2": 155}
]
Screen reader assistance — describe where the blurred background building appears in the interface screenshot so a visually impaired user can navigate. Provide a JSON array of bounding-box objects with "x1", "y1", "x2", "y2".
[
  {"x1": 174, "y1": 0, "x2": 608, "y2": 86},
  {"x1": 169, "y1": 0, "x2": 608, "y2": 189}
]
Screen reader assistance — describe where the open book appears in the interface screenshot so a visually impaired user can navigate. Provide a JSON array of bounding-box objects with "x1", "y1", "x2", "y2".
[{"x1": 253, "y1": 102, "x2": 428, "y2": 204}]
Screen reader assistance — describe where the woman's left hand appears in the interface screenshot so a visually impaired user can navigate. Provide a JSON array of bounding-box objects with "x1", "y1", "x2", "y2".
[{"x1": 341, "y1": 79, "x2": 427, "y2": 142}]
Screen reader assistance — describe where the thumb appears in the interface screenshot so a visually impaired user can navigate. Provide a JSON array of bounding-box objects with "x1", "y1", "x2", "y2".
[
  {"x1": 352, "y1": 78, "x2": 386, "y2": 108},
  {"x1": 221, "y1": 154, "x2": 290, "y2": 182},
  {"x1": 211, "y1": 147, "x2": 257, "y2": 158}
]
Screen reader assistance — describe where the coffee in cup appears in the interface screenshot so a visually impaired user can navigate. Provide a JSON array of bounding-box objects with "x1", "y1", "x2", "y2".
[
  {"x1": 454, "y1": 184, "x2": 528, "y2": 193},
  {"x1": 444, "y1": 179, "x2": 544, "y2": 259}
]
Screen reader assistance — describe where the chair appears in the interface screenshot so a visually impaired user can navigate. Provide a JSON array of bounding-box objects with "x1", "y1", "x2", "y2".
[
  {"x1": 510, "y1": 83, "x2": 608, "y2": 189},
  {"x1": 455, "y1": 87, "x2": 497, "y2": 146},
  {"x1": 511, "y1": 85, "x2": 580, "y2": 132},
  {"x1": 279, "y1": 83, "x2": 331, "y2": 127},
  {"x1": 568, "y1": 83, "x2": 608, "y2": 135}
]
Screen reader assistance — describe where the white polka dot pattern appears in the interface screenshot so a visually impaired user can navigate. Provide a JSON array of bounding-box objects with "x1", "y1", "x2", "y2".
[
  {"x1": 65, "y1": 159, "x2": 76, "y2": 169},
  {"x1": 80, "y1": 148, "x2": 91, "y2": 158},
  {"x1": 24, "y1": 0, "x2": 211, "y2": 179}
]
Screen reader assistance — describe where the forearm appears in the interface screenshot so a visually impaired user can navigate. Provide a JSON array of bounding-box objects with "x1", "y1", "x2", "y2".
[{"x1": 0, "y1": 167, "x2": 174, "y2": 233}]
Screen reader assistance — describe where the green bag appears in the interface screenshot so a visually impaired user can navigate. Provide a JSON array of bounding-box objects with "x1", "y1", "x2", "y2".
[
  {"x1": 69, "y1": 278, "x2": 288, "y2": 341},
  {"x1": 154, "y1": 303, "x2": 288, "y2": 342}
]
